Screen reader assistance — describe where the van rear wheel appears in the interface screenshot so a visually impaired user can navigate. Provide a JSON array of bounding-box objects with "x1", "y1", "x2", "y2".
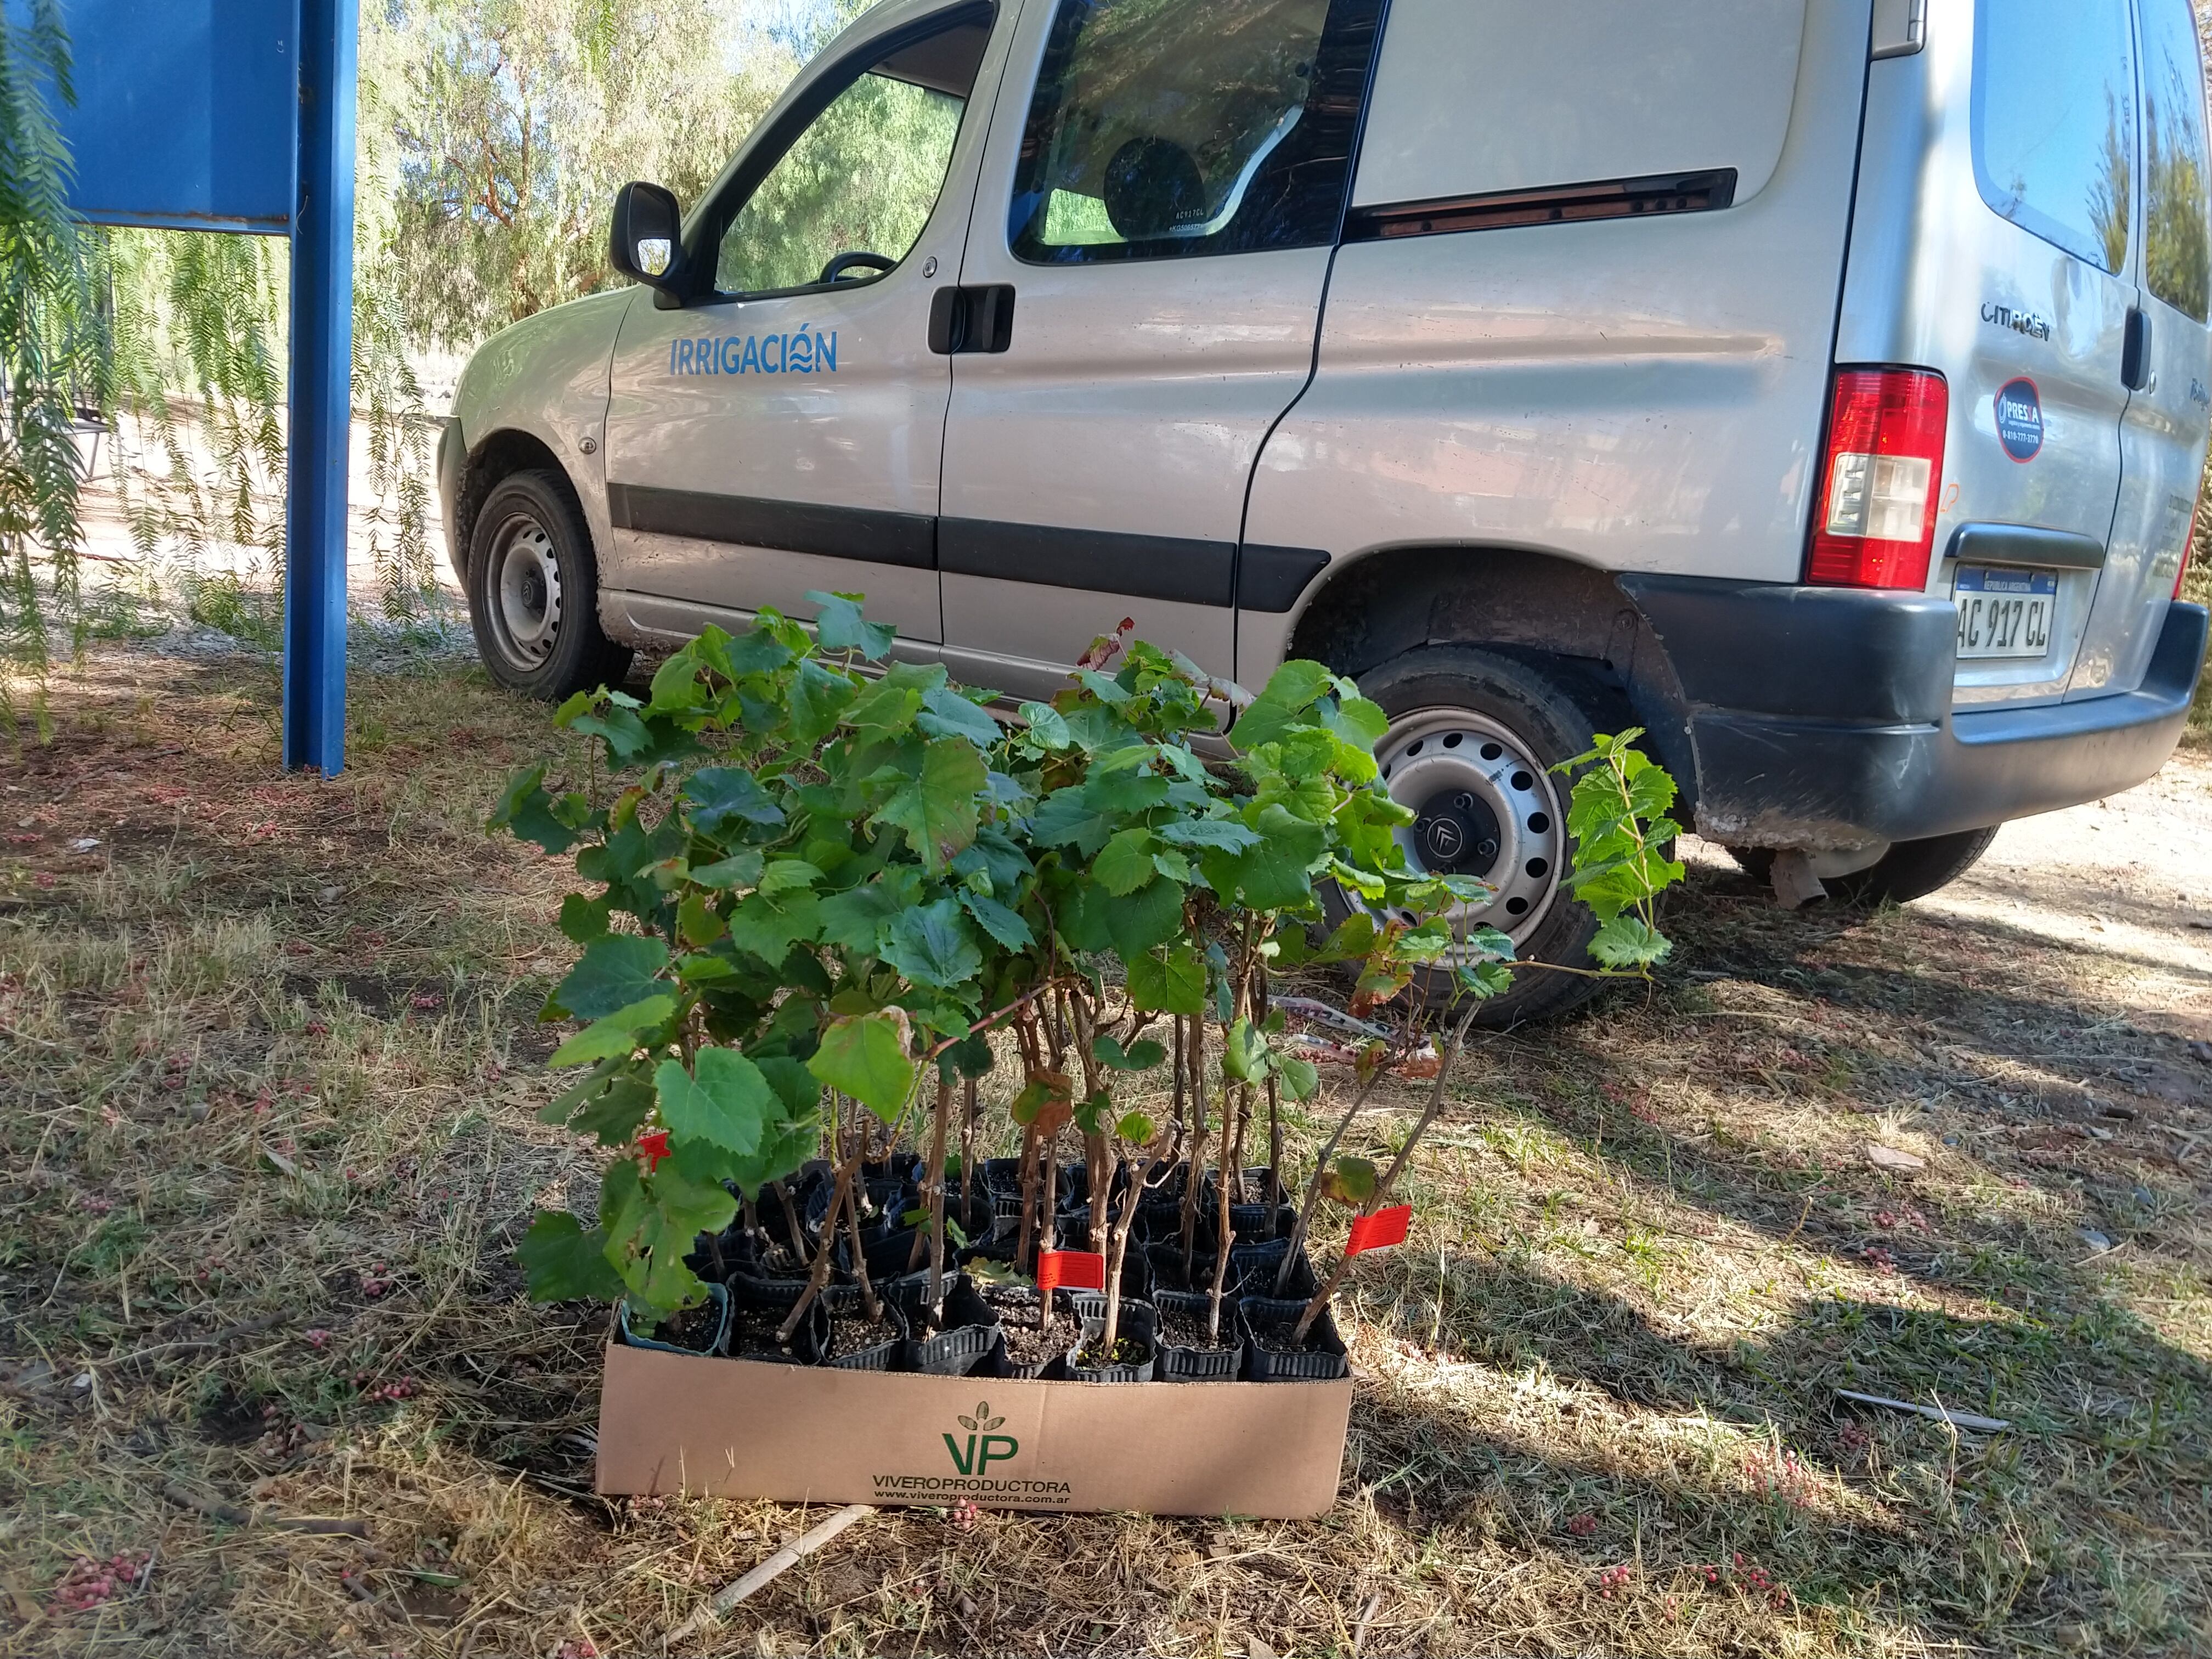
[
  {"x1": 467, "y1": 469, "x2": 633, "y2": 700},
  {"x1": 1331, "y1": 646, "x2": 1609, "y2": 1028},
  {"x1": 1729, "y1": 827, "x2": 2000, "y2": 907}
]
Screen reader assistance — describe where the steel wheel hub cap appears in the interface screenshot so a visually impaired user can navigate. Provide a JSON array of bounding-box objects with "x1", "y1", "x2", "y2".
[
  {"x1": 492, "y1": 518, "x2": 563, "y2": 667},
  {"x1": 1373, "y1": 708, "x2": 1568, "y2": 946}
]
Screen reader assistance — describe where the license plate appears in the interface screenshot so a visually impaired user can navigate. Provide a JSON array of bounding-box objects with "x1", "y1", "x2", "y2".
[{"x1": 1954, "y1": 566, "x2": 2056, "y2": 659}]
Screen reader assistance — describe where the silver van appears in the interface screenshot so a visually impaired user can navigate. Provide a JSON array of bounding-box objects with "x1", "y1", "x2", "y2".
[{"x1": 441, "y1": 0, "x2": 2212, "y2": 1021}]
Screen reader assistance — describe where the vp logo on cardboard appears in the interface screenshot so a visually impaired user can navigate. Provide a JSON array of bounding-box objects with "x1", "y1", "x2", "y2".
[{"x1": 944, "y1": 1402, "x2": 1017, "y2": 1474}]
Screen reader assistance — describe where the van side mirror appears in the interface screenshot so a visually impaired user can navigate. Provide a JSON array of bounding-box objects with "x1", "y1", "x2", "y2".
[{"x1": 610, "y1": 182, "x2": 685, "y2": 295}]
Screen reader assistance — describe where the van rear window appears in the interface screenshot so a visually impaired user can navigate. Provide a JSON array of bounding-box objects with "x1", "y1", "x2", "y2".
[
  {"x1": 2139, "y1": 0, "x2": 2211, "y2": 322},
  {"x1": 1349, "y1": 0, "x2": 1805, "y2": 214},
  {"x1": 1972, "y1": 0, "x2": 2137, "y2": 275}
]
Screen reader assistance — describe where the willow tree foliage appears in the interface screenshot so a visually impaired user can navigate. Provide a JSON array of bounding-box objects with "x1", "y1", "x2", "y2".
[{"x1": 0, "y1": 2, "x2": 106, "y2": 723}]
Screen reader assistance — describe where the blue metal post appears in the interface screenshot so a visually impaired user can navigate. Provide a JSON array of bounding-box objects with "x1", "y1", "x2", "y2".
[{"x1": 282, "y1": 0, "x2": 358, "y2": 776}]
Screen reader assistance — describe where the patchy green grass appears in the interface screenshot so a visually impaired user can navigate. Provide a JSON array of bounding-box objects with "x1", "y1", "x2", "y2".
[{"x1": 2, "y1": 647, "x2": 2208, "y2": 1657}]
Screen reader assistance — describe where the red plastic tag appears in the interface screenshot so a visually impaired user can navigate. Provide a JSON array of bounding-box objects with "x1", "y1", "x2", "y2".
[
  {"x1": 1347, "y1": 1204, "x2": 1412, "y2": 1255},
  {"x1": 1036, "y1": 1249, "x2": 1105, "y2": 1294},
  {"x1": 636, "y1": 1129, "x2": 672, "y2": 1173}
]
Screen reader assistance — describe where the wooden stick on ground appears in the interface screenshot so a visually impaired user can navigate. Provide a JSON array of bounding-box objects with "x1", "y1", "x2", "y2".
[
  {"x1": 662, "y1": 1503, "x2": 874, "y2": 1650},
  {"x1": 161, "y1": 1480, "x2": 371, "y2": 1537}
]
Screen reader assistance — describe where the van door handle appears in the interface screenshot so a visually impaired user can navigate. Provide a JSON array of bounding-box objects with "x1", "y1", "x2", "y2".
[
  {"x1": 928, "y1": 284, "x2": 1016, "y2": 354},
  {"x1": 2123, "y1": 307, "x2": 2153, "y2": 390}
]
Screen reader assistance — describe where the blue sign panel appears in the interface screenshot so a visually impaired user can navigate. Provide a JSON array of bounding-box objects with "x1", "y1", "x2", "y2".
[{"x1": 25, "y1": 0, "x2": 296, "y2": 232}]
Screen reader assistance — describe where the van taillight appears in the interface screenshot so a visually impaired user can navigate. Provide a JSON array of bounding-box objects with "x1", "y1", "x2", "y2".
[{"x1": 1805, "y1": 369, "x2": 1949, "y2": 590}]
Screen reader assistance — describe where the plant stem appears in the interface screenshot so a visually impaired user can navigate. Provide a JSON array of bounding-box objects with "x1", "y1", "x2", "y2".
[
  {"x1": 959, "y1": 1075, "x2": 977, "y2": 1234},
  {"x1": 1070, "y1": 990, "x2": 1110, "y2": 1255},
  {"x1": 777, "y1": 1150, "x2": 851, "y2": 1342},
  {"x1": 843, "y1": 1177, "x2": 882, "y2": 1323},
  {"x1": 1256, "y1": 973, "x2": 1280, "y2": 1205},
  {"x1": 1099, "y1": 1150, "x2": 1156, "y2": 1359},
  {"x1": 1208, "y1": 1049, "x2": 1240, "y2": 1337},
  {"x1": 1180, "y1": 1014, "x2": 1208, "y2": 1274},
  {"x1": 1015, "y1": 1119, "x2": 1041, "y2": 1274},
  {"x1": 926, "y1": 1067, "x2": 952, "y2": 1327},
  {"x1": 1275, "y1": 1067, "x2": 1389, "y2": 1296},
  {"x1": 1266, "y1": 1074, "x2": 1281, "y2": 1207},
  {"x1": 1290, "y1": 1001, "x2": 1481, "y2": 1343},
  {"x1": 769, "y1": 1179, "x2": 804, "y2": 1263}
]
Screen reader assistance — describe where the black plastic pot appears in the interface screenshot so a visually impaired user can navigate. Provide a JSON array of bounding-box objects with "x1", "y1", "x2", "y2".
[
  {"x1": 877, "y1": 1263, "x2": 961, "y2": 1317},
  {"x1": 1204, "y1": 1165, "x2": 1282, "y2": 1207},
  {"x1": 827, "y1": 1296, "x2": 909, "y2": 1372},
  {"x1": 1151, "y1": 1289, "x2": 1244, "y2": 1381},
  {"x1": 1196, "y1": 1204, "x2": 1297, "y2": 1255},
  {"x1": 1246, "y1": 1243, "x2": 1319, "y2": 1301},
  {"x1": 1066, "y1": 1300, "x2": 1158, "y2": 1384},
  {"x1": 1143, "y1": 1237, "x2": 1313, "y2": 1301},
  {"x1": 836, "y1": 1223, "x2": 936, "y2": 1282},
  {"x1": 899, "y1": 1275, "x2": 1004, "y2": 1377},
  {"x1": 974, "y1": 1283, "x2": 1068, "y2": 1380},
  {"x1": 725, "y1": 1265, "x2": 855, "y2": 1317},
  {"x1": 979, "y1": 1155, "x2": 1028, "y2": 1199},
  {"x1": 807, "y1": 1172, "x2": 912, "y2": 1236},
  {"x1": 617, "y1": 1282, "x2": 731, "y2": 1357},
  {"x1": 726, "y1": 1296, "x2": 833, "y2": 1366},
  {"x1": 694, "y1": 1214, "x2": 812, "y2": 1282},
  {"x1": 1239, "y1": 1295, "x2": 1349, "y2": 1381}
]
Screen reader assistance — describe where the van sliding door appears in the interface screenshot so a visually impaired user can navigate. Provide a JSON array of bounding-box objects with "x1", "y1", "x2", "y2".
[{"x1": 934, "y1": 0, "x2": 1384, "y2": 701}]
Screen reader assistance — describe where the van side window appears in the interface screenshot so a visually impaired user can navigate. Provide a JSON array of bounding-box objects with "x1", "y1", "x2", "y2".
[
  {"x1": 1008, "y1": 0, "x2": 1380, "y2": 264},
  {"x1": 1348, "y1": 0, "x2": 1804, "y2": 216},
  {"x1": 2139, "y1": 0, "x2": 2211, "y2": 322},
  {"x1": 1972, "y1": 0, "x2": 2137, "y2": 274},
  {"x1": 711, "y1": 24, "x2": 986, "y2": 299}
]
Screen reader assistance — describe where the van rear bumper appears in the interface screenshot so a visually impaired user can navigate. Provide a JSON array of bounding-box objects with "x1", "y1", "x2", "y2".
[{"x1": 1619, "y1": 577, "x2": 2209, "y2": 849}]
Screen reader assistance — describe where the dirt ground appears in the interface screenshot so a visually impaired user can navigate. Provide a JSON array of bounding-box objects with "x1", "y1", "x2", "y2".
[{"x1": 1, "y1": 645, "x2": 2207, "y2": 1658}]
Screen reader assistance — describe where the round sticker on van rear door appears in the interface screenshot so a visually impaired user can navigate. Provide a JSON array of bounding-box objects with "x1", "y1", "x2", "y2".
[{"x1": 1995, "y1": 378, "x2": 2044, "y2": 461}]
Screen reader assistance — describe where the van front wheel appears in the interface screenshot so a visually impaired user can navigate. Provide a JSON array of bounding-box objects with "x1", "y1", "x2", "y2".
[
  {"x1": 1333, "y1": 646, "x2": 1611, "y2": 1028},
  {"x1": 466, "y1": 469, "x2": 633, "y2": 701}
]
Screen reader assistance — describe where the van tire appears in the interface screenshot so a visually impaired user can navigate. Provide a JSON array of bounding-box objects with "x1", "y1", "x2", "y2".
[
  {"x1": 1729, "y1": 827, "x2": 2000, "y2": 907},
  {"x1": 1333, "y1": 646, "x2": 1611, "y2": 1028},
  {"x1": 466, "y1": 469, "x2": 633, "y2": 700}
]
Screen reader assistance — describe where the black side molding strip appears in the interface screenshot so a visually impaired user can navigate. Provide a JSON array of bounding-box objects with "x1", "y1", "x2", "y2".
[
  {"x1": 1239, "y1": 545, "x2": 1330, "y2": 613},
  {"x1": 940, "y1": 518, "x2": 1234, "y2": 608},
  {"x1": 606, "y1": 483, "x2": 937, "y2": 569},
  {"x1": 1947, "y1": 522, "x2": 2106, "y2": 571},
  {"x1": 607, "y1": 492, "x2": 1329, "y2": 612},
  {"x1": 1344, "y1": 170, "x2": 1737, "y2": 243}
]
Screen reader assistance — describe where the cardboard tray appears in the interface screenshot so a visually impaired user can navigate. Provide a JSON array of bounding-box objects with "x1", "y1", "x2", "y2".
[{"x1": 595, "y1": 1341, "x2": 1352, "y2": 1519}]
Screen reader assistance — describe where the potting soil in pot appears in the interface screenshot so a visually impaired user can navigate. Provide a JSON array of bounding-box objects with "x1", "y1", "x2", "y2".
[
  {"x1": 1156, "y1": 1297, "x2": 1238, "y2": 1352},
  {"x1": 836, "y1": 1307, "x2": 906, "y2": 1355},
  {"x1": 646, "y1": 1301, "x2": 723, "y2": 1353},
  {"x1": 998, "y1": 1307, "x2": 1081, "y2": 1370},
  {"x1": 1071, "y1": 1331, "x2": 1149, "y2": 1369},
  {"x1": 726, "y1": 1305, "x2": 821, "y2": 1364}
]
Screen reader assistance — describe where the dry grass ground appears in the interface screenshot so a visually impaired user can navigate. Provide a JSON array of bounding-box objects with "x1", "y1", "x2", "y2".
[{"x1": 2, "y1": 645, "x2": 2208, "y2": 1658}]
